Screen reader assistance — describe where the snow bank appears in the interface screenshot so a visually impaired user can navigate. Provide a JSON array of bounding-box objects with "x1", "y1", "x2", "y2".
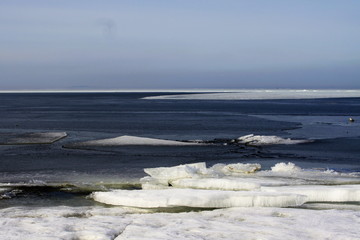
[
  {"x1": 0, "y1": 132, "x2": 67, "y2": 145},
  {"x1": 69, "y1": 135, "x2": 199, "y2": 146},
  {"x1": 237, "y1": 134, "x2": 311, "y2": 146},
  {"x1": 262, "y1": 185, "x2": 360, "y2": 202},
  {"x1": 92, "y1": 189, "x2": 306, "y2": 208}
]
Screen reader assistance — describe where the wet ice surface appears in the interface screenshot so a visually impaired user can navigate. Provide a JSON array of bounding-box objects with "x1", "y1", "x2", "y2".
[
  {"x1": 253, "y1": 115, "x2": 360, "y2": 139},
  {"x1": 0, "y1": 132, "x2": 67, "y2": 145},
  {"x1": 237, "y1": 134, "x2": 311, "y2": 146},
  {"x1": 65, "y1": 135, "x2": 200, "y2": 147}
]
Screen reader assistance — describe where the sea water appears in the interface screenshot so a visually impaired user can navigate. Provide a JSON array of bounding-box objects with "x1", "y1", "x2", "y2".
[{"x1": 0, "y1": 91, "x2": 359, "y2": 239}]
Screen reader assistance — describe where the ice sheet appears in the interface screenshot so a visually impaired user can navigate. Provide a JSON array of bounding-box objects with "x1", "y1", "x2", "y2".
[
  {"x1": 92, "y1": 189, "x2": 306, "y2": 208},
  {"x1": 237, "y1": 134, "x2": 311, "y2": 146},
  {"x1": 1, "y1": 205, "x2": 359, "y2": 240},
  {"x1": 68, "y1": 135, "x2": 199, "y2": 146},
  {"x1": 0, "y1": 206, "x2": 131, "y2": 240},
  {"x1": 0, "y1": 132, "x2": 67, "y2": 145},
  {"x1": 143, "y1": 89, "x2": 360, "y2": 100}
]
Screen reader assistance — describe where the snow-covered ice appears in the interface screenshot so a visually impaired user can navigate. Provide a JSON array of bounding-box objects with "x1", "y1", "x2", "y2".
[
  {"x1": 141, "y1": 162, "x2": 360, "y2": 190},
  {"x1": 93, "y1": 162, "x2": 360, "y2": 210},
  {"x1": 0, "y1": 205, "x2": 359, "y2": 240},
  {"x1": 143, "y1": 89, "x2": 360, "y2": 100},
  {"x1": 237, "y1": 134, "x2": 311, "y2": 146},
  {"x1": 68, "y1": 135, "x2": 199, "y2": 146},
  {"x1": 215, "y1": 162, "x2": 261, "y2": 174},
  {"x1": 144, "y1": 162, "x2": 207, "y2": 181},
  {"x1": 1, "y1": 161, "x2": 360, "y2": 239},
  {"x1": 271, "y1": 162, "x2": 302, "y2": 172},
  {"x1": 170, "y1": 178, "x2": 260, "y2": 191},
  {"x1": 92, "y1": 188, "x2": 306, "y2": 208},
  {"x1": 262, "y1": 185, "x2": 360, "y2": 202}
]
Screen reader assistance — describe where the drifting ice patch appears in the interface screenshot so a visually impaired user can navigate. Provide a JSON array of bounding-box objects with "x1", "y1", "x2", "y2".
[
  {"x1": 68, "y1": 135, "x2": 199, "y2": 146},
  {"x1": 144, "y1": 162, "x2": 208, "y2": 182},
  {"x1": 262, "y1": 185, "x2": 360, "y2": 202},
  {"x1": 237, "y1": 134, "x2": 311, "y2": 146},
  {"x1": 271, "y1": 162, "x2": 302, "y2": 173},
  {"x1": 213, "y1": 163, "x2": 261, "y2": 174},
  {"x1": 0, "y1": 132, "x2": 67, "y2": 145},
  {"x1": 92, "y1": 189, "x2": 306, "y2": 208},
  {"x1": 141, "y1": 162, "x2": 360, "y2": 190}
]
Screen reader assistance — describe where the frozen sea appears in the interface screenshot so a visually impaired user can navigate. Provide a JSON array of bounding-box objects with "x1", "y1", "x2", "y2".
[{"x1": 0, "y1": 90, "x2": 359, "y2": 240}]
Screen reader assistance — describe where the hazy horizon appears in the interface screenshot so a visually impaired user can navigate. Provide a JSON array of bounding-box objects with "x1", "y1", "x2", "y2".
[{"x1": 1, "y1": 0, "x2": 360, "y2": 90}]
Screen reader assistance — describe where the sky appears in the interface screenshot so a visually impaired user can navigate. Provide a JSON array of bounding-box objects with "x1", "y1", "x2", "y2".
[{"x1": 1, "y1": 0, "x2": 360, "y2": 90}]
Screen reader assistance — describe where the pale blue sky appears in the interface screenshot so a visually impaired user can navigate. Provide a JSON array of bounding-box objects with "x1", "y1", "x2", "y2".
[{"x1": 1, "y1": 0, "x2": 360, "y2": 90}]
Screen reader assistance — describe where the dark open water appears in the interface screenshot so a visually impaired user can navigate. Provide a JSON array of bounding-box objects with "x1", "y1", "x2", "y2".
[{"x1": 0, "y1": 92, "x2": 359, "y2": 207}]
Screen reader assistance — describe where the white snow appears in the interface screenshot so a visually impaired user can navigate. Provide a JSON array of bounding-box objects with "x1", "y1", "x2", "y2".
[
  {"x1": 0, "y1": 205, "x2": 359, "y2": 240},
  {"x1": 144, "y1": 162, "x2": 207, "y2": 182},
  {"x1": 2, "y1": 161, "x2": 360, "y2": 239},
  {"x1": 262, "y1": 185, "x2": 360, "y2": 202},
  {"x1": 142, "y1": 162, "x2": 360, "y2": 190},
  {"x1": 70, "y1": 135, "x2": 199, "y2": 146},
  {"x1": 271, "y1": 162, "x2": 302, "y2": 172},
  {"x1": 92, "y1": 188, "x2": 306, "y2": 208},
  {"x1": 213, "y1": 163, "x2": 261, "y2": 174},
  {"x1": 143, "y1": 89, "x2": 360, "y2": 100},
  {"x1": 0, "y1": 206, "x2": 132, "y2": 240},
  {"x1": 1, "y1": 161, "x2": 360, "y2": 239},
  {"x1": 237, "y1": 134, "x2": 311, "y2": 146}
]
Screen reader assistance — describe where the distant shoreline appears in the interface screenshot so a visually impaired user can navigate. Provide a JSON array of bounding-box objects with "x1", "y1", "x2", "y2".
[{"x1": 1, "y1": 89, "x2": 360, "y2": 93}]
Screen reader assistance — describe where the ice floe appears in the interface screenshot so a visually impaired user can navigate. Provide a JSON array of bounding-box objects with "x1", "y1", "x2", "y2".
[
  {"x1": 144, "y1": 162, "x2": 207, "y2": 181},
  {"x1": 141, "y1": 162, "x2": 360, "y2": 189},
  {"x1": 67, "y1": 135, "x2": 199, "y2": 146},
  {"x1": 271, "y1": 162, "x2": 302, "y2": 172},
  {"x1": 92, "y1": 162, "x2": 360, "y2": 210},
  {"x1": 237, "y1": 134, "x2": 311, "y2": 146},
  {"x1": 92, "y1": 188, "x2": 306, "y2": 208},
  {"x1": 0, "y1": 132, "x2": 67, "y2": 145}
]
